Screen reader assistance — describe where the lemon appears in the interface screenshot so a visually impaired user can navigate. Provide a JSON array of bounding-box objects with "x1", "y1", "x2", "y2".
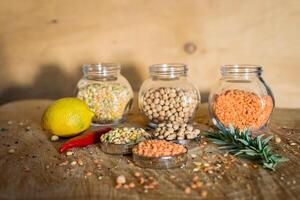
[{"x1": 42, "y1": 98, "x2": 94, "y2": 137}]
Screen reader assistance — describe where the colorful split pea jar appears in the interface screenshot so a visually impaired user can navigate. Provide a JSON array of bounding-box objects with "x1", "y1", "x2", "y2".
[
  {"x1": 138, "y1": 63, "x2": 200, "y2": 127},
  {"x1": 75, "y1": 63, "x2": 133, "y2": 125},
  {"x1": 208, "y1": 64, "x2": 275, "y2": 130}
]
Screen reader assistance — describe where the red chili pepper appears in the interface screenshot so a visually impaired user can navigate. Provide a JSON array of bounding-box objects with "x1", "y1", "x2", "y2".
[{"x1": 59, "y1": 127, "x2": 112, "y2": 153}]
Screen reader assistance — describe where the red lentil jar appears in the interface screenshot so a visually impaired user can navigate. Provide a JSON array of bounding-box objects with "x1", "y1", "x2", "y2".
[{"x1": 208, "y1": 65, "x2": 275, "y2": 130}]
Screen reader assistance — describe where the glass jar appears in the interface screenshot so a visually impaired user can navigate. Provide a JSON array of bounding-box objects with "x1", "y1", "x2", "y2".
[
  {"x1": 75, "y1": 63, "x2": 133, "y2": 125},
  {"x1": 138, "y1": 63, "x2": 200, "y2": 127},
  {"x1": 208, "y1": 64, "x2": 275, "y2": 131}
]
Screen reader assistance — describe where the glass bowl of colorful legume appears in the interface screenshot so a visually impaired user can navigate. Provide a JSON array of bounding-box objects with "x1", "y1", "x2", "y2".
[
  {"x1": 99, "y1": 127, "x2": 151, "y2": 155},
  {"x1": 75, "y1": 63, "x2": 133, "y2": 126}
]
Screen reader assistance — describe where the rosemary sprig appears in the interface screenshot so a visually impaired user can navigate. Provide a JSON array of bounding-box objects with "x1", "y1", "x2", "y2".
[{"x1": 204, "y1": 124, "x2": 288, "y2": 171}]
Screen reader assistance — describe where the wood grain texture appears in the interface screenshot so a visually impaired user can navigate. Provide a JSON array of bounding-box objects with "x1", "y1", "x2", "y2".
[
  {"x1": 0, "y1": 100, "x2": 299, "y2": 200},
  {"x1": 0, "y1": 0, "x2": 300, "y2": 107}
]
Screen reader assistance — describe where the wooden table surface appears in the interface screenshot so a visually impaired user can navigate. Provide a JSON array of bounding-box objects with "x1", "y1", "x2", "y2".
[{"x1": 0, "y1": 100, "x2": 299, "y2": 200}]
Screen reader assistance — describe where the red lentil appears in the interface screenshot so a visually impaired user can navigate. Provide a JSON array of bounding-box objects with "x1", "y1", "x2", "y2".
[
  {"x1": 133, "y1": 140, "x2": 187, "y2": 157},
  {"x1": 212, "y1": 89, "x2": 273, "y2": 129}
]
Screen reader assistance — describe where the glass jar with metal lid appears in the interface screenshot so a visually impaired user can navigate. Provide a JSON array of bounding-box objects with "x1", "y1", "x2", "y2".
[
  {"x1": 138, "y1": 63, "x2": 200, "y2": 127},
  {"x1": 208, "y1": 64, "x2": 275, "y2": 131},
  {"x1": 75, "y1": 63, "x2": 133, "y2": 125}
]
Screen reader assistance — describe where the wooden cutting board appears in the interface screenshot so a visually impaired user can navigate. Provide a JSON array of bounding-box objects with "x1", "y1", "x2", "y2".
[{"x1": 0, "y1": 100, "x2": 299, "y2": 200}]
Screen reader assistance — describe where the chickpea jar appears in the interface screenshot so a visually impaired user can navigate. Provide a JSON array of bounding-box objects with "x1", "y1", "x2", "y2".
[
  {"x1": 75, "y1": 63, "x2": 133, "y2": 126},
  {"x1": 208, "y1": 65, "x2": 275, "y2": 131},
  {"x1": 138, "y1": 64, "x2": 200, "y2": 127}
]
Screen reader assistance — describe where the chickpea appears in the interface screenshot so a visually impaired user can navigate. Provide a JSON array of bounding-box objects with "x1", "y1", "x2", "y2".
[
  {"x1": 154, "y1": 92, "x2": 160, "y2": 98},
  {"x1": 141, "y1": 87, "x2": 198, "y2": 124}
]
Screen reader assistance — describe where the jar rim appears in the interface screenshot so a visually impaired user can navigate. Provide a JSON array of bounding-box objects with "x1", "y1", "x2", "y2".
[
  {"x1": 82, "y1": 63, "x2": 120, "y2": 75},
  {"x1": 149, "y1": 63, "x2": 188, "y2": 76},
  {"x1": 221, "y1": 64, "x2": 262, "y2": 75}
]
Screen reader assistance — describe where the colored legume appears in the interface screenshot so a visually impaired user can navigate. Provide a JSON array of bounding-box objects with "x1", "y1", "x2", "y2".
[
  {"x1": 100, "y1": 127, "x2": 150, "y2": 144},
  {"x1": 77, "y1": 83, "x2": 133, "y2": 124},
  {"x1": 212, "y1": 89, "x2": 273, "y2": 130},
  {"x1": 133, "y1": 140, "x2": 187, "y2": 157}
]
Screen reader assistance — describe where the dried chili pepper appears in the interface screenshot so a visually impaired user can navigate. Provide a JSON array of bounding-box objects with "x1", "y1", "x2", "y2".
[{"x1": 59, "y1": 127, "x2": 112, "y2": 153}]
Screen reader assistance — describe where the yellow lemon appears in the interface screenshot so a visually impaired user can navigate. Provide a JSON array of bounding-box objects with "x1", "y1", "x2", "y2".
[{"x1": 42, "y1": 98, "x2": 94, "y2": 137}]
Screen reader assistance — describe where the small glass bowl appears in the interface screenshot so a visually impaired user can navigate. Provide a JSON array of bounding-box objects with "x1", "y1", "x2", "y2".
[
  {"x1": 100, "y1": 142, "x2": 137, "y2": 155},
  {"x1": 132, "y1": 149, "x2": 188, "y2": 169},
  {"x1": 172, "y1": 139, "x2": 200, "y2": 150}
]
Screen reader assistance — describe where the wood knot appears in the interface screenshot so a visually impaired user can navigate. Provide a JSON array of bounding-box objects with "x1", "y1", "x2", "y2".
[
  {"x1": 184, "y1": 42, "x2": 197, "y2": 54},
  {"x1": 51, "y1": 19, "x2": 58, "y2": 24}
]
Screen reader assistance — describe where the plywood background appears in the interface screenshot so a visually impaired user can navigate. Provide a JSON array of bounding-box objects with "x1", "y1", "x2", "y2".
[{"x1": 0, "y1": 0, "x2": 299, "y2": 108}]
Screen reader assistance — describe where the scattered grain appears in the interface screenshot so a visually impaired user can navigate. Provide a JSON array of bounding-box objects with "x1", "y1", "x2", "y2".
[
  {"x1": 184, "y1": 187, "x2": 191, "y2": 194},
  {"x1": 50, "y1": 135, "x2": 59, "y2": 142},
  {"x1": 116, "y1": 175, "x2": 126, "y2": 185},
  {"x1": 8, "y1": 149, "x2": 15, "y2": 154},
  {"x1": 66, "y1": 151, "x2": 73, "y2": 156}
]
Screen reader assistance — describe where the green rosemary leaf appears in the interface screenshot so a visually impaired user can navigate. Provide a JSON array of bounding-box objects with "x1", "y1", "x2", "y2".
[
  {"x1": 219, "y1": 145, "x2": 237, "y2": 150},
  {"x1": 228, "y1": 124, "x2": 235, "y2": 134},
  {"x1": 204, "y1": 124, "x2": 288, "y2": 171},
  {"x1": 263, "y1": 162, "x2": 275, "y2": 171},
  {"x1": 262, "y1": 135, "x2": 273, "y2": 146},
  {"x1": 210, "y1": 139, "x2": 230, "y2": 145},
  {"x1": 236, "y1": 139, "x2": 249, "y2": 146}
]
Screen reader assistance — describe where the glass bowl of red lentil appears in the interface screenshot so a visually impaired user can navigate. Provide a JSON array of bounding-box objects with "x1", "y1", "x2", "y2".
[
  {"x1": 100, "y1": 142, "x2": 137, "y2": 155},
  {"x1": 208, "y1": 64, "x2": 275, "y2": 131},
  {"x1": 75, "y1": 63, "x2": 133, "y2": 126},
  {"x1": 172, "y1": 139, "x2": 200, "y2": 150},
  {"x1": 132, "y1": 140, "x2": 188, "y2": 169},
  {"x1": 132, "y1": 151, "x2": 188, "y2": 169}
]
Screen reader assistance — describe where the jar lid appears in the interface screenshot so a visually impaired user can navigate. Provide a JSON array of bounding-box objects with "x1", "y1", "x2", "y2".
[
  {"x1": 83, "y1": 63, "x2": 120, "y2": 75},
  {"x1": 149, "y1": 63, "x2": 188, "y2": 76},
  {"x1": 221, "y1": 64, "x2": 262, "y2": 75}
]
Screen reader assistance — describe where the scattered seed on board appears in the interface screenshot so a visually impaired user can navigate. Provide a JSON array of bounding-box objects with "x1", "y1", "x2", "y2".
[
  {"x1": 134, "y1": 172, "x2": 141, "y2": 177},
  {"x1": 201, "y1": 190, "x2": 208, "y2": 197},
  {"x1": 24, "y1": 166, "x2": 30, "y2": 172},
  {"x1": 8, "y1": 149, "x2": 15, "y2": 154},
  {"x1": 275, "y1": 136, "x2": 281, "y2": 144},
  {"x1": 85, "y1": 171, "x2": 92, "y2": 176},
  {"x1": 77, "y1": 160, "x2": 84, "y2": 166},
  {"x1": 70, "y1": 161, "x2": 77, "y2": 166},
  {"x1": 59, "y1": 161, "x2": 68, "y2": 166},
  {"x1": 51, "y1": 135, "x2": 59, "y2": 142},
  {"x1": 184, "y1": 187, "x2": 191, "y2": 194},
  {"x1": 129, "y1": 182, "x2": 135, "y2": 188},
  {"x1": 116, "y1": 175, "x2": 126, "y2": 185},
  {"x1": 25, "y1": 126, "x2": 31, "y2": 131},
  {"x1": 66, "y1": 151, "x2": 73, "y2": 156},
  {"x1": 170, "y1": 175, "x2": 176, "y2": 179}
]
